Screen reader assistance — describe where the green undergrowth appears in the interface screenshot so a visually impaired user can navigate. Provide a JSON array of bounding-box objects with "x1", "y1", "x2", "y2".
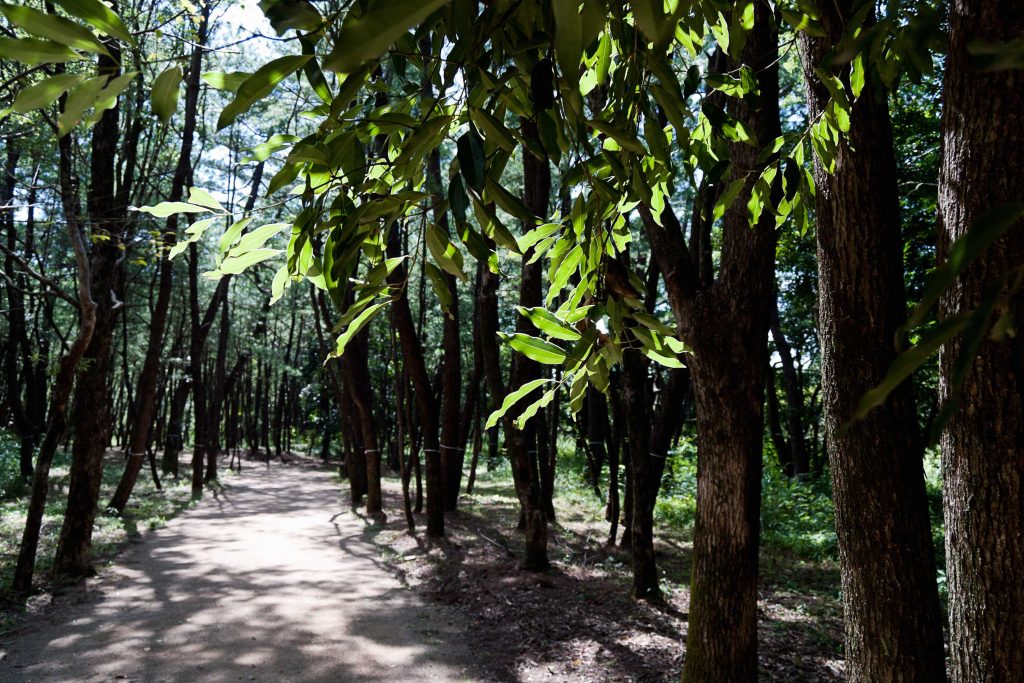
[
  {"x1": 519, "y1": 435, "x2": 946, "y2": 577},
  {"x1": 0, "y1": 432, "x2": 195, "y2": 613}
]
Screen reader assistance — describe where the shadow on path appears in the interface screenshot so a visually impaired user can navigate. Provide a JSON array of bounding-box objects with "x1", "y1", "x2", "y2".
[{"x1": 0, "y1": 460, "x2": 480, "y2": 682}]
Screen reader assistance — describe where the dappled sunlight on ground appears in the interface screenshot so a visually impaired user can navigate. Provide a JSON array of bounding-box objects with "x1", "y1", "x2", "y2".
[{"x1": 0, "y1": 460, "x2": 480, "y2": 682}]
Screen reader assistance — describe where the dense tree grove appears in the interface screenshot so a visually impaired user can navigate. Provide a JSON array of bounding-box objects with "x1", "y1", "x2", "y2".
[{"x1": 0, "y1": 0, "x2": 1021, "y2": 680}]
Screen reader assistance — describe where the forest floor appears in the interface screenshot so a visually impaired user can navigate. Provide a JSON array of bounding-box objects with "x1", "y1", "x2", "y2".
[
  {"x1": 0, "y1": 455, "x2": 481, "y2": 681},
  {"x1": 369, "y1": 466, "x2": 847, "y2": 682},
  {"x1": 0, "y1": 452, "x2": 847, "y2": 682}
]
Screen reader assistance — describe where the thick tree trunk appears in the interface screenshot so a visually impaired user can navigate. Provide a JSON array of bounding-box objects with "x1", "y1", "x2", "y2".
[
  {"x1": 640, "y1": 8, "x2": 780, "y2": 678},
  {"x1": 799, "y1": 3, "x2": 946, "y2": 679},
  {"x1": 938, "y1": 2, "x2": 1024, "y2": 679}
]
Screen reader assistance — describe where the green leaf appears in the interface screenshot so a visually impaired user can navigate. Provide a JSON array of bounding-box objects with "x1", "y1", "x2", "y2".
[
  {"x1": 849, "y1": 54, "x2": 866, "y2": 99},
  {"x1": 202, "y1": 71, "x2": 250, "y2": 92},
  {"x1": 780, "y1": 8, "x2": 826, "y2": 38},
  {"x1": 517, "y1": 306, "x2": 581, "y2": 341},
  {"x1": 852, "y1": 314, "x2": 971, "y2": 421},
  {"x1": 58, "y1": 75, "x2": 106, "y2": 136},
  {"x1": 219, "y1": 217, "x2": 254, "y2": 256},
  {"x1": 218, "y1": 248, "x2": 282, "y2": 275},
  {"x1": 82, "y1": 71, "x2": 136, "y2": 127},
  {"x1": 485, "y1": 177, "x2": 534, "y2": 223},
  {"x1": 394, "y1": 115, "x2": 453, "y2": 167},
  {"x1": 228, "y1": 222, "x2": 290, "y2": 257},
  {"x1": 259, "y1": 0, "x2": 324, "y2": 35},
  {"x1": 0, "y1": 4, "x2": 110, "y2": 55},
  {"x1": 968, "y1": 38, "x2": 1024, "y2": 72},
  {"x1": 424, "y1": 261, "x2": 453, "y2": 311},
  {"x1": 168, "y1": 217, "x2": 217, "y2": 260},
  {"x1": 588, "y1": 120, "x2": 647, "y2": 155},
  {"x1": 632, "y1": 327, "x2": 685, "y2": 368},
  {"x1": 425, "y1": 223, "x2": 468, "y2": 281},
  {"x1": 328, "y1": 301, "x2": 388, "y2": 358},
  {"x1": 189, "y1": 187, "x2": 227, "y2": 213},
  {"x1": 485, "y1": 378, "x2": 551, "y2": 429},
  {"x1": 0, "y1": 37, "x2": 84, "y2": 65},
  {"x1": 514, "y1": 387, "x2": 557, "y2": 429},
  {"x1": 632, "y1": 0, "x2": 667, "y2": 44},
  {"x1": 547, "y1": 244, "x2": 583, "y2": 305},
  {"x1": 52, "y1": 0, "x2": 136, "y2": 46},
  {"x1": 151, "y1": 66, "x2": 182, "y2": 124},
  {"x1": 8, "y1": 73, "x2": 85, "y2": 113},
  {"x1": 322, "y1": 0, "x2": 453, "y2": 73},
  {"x1": 270, "y1": 263, "x2": 290, "y2": 304},
  {"x1": 713, "y1": 177, "x2": 746, "y2": 221},
  {"x1": 905, "y1": 202, "x2": 1024, "y2": 331},
  {"x1": 217, "y1": 55, "x2": 312, "y2": 130},
  {"x1": 133, "y1": 201, "x2": 211, "y2": 218},
  {"x1": 246, "y1": 134, "x2": 301, "y2": 163},
  {"x1": 502, "y1": 332, "x2": 567, "y2": 365},
  {"x1": 456, "y1": 130, "x2": 486, "y2": 193},
  {"x1": 518, "y1": 222, "x2": 562, "y2": 252},
  {"x1": 470, "y1": 108, "x2": 517, "y2": 153},
  {"x1": 552, "y1": 0, "x2": 605, "y2": 79}
]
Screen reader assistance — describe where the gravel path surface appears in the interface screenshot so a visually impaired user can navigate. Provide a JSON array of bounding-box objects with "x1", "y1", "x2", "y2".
[{"x1": 0, "y1": 461, "x2": 478, "y2": 682}]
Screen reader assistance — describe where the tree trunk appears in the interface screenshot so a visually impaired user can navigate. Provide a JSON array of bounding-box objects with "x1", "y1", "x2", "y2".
[
  {"x1": 769, "y1": 304, "x2": 808, "y2": 475},
  {"x1": 13, "y1": 114, "x2": 98, "y2": 592},
  {"x1": 938, "y1": 2, "x2": 1024, "y2": 679},
  {"x1": 621, "y1": 339, "x2": 659, "y2": 599},
  {"x1": 109, "y1": 11, "x2": 208, "y2": 512},
  {"x1": 1, "y1": 145, "x2": 37, "y2": 480},
  {"x1": 53, "y1": 43, "x2": 128, "y2": 578},
  {"x1": 387, "y1": 224, "x2": 444, "y2": 537},
  {"x1": 799, "y1": 3, "x2": 947, "y2": 679},
  {"x1": 639, "y1": 9, "x2": 780, "y2": 677}
]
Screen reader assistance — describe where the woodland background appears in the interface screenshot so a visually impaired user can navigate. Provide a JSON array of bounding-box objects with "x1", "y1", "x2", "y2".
[{"x1": 0, "y1": 0, "x2": 1021, "y2": 680}]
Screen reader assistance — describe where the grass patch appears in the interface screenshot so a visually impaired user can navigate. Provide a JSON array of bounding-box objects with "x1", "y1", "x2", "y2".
[{"x1": 0, "y1": 433, "x2": 195, "y2": 619}]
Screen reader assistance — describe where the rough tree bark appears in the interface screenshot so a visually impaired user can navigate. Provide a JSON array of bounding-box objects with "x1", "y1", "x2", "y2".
[
  {"x1": 938, "y1": 1, "x2": 1024, "y2": 679},
  {"x1": 640, "y1": 8, "x2": 780, "y2": 677},
  {"x1": 799, "y1": 2, "x2": 947, "y2": 679}
]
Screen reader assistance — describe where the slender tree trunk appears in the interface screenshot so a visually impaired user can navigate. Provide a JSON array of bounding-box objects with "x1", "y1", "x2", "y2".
[
  {"x1": 204, "y1": 290, "x2": 230, "y2": 483},
  {"x1": 162, "y1": 378, "x2": 188, "y2": 476},
  {"x1": 770, "y1": 303, "x2": 808, "y2": 475},
  {"x1": 621, "y1": 339, "x2": 659, "y2": 599},
  {"x1": 2, "y1": 145, "x2": 36, "y2": 480},
  {"x1": 109, "y1": 11, "x2": 208, "y2": 512},
  {"x1": 799, "y1": 3, "x2": 947, "y2": 679},
  {"x1": 54, "y1": 42, "x2": 129, "y2": 578},
  {"x1": 387, "y1": 224, "x2": 444, "y2": 537},
  {"x1": 503, "y1": 119, "x2": 551, "y2": 570},
  {"x1": 13, "y1": 116, "x2": 98, "y2": 592},
  {"x1": 938, "y1": 2, "x2": 1024, "y2": 679}
]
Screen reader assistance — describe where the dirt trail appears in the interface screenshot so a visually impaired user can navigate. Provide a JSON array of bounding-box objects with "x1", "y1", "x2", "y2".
[{"x1": 0, "y1": 461, "x2": 478, "y2": 682}]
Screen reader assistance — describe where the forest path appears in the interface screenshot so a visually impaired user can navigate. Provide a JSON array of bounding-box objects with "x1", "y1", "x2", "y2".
[{"x1": 0, "y1": 459, "x2": 478, "y2": 682}]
